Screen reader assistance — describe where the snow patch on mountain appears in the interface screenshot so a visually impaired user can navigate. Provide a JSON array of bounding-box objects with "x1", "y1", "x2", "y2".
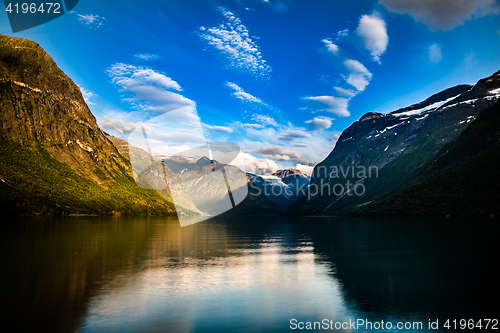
[
  {"x1": 374, "y1": 122, "x2": 403, "y2": 137},
  {"x1": 441, "y1": 98, "x2": 479, "y2": 110},
  {"x1": 458, "y1": 115, "x2": 476, "y2": 125},
  {"x1": 489, "y1": 88, "x2": 500, "y2": 95},
  {"x1": 415, "y1": 114, "x2": 429, "y2": 121},
  {"x1": 392, "y1": 94, "x2": 461, "y2": 117}
]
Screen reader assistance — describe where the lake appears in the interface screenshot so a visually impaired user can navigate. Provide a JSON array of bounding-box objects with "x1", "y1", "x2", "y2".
[{"x1": 2, "y1": 215, "x2": 498, "y2": 332}]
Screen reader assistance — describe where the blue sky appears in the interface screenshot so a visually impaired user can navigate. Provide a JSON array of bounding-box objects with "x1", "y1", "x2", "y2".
[{"x1": 1, "y1": 0, "x2": 500, "y2": 174}]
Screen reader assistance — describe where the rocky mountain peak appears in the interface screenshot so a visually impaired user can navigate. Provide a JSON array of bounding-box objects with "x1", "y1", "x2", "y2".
[
  {"x1": 359, "y1": 112, "x2": 384, "y2": 122},
  {"x1": 271, "y1": 169, "x2": 306, "y2": 178}
]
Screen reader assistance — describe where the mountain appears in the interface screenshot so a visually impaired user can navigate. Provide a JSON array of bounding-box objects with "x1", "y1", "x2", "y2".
[
  {"x1": 161, "y1": 157, "x2": 306, "y2": 215},
  {"x1": 0, "y1": 34, "x2": 177, "y2": 216},
  {"x1": 223, "y1": 168, "x2": 310, "y2": 215},
  {"x1": 271, "y1": 169, "x2": 305, "y2": 178},
  {"x1": 106, "y1": 135, "x2": 201, "y2": 215},
  {"x1": 160, "y1": 155, "x2": 199, "y2": 175},
  {"x1": 272, "y1": 169, "x2": 310, "y2": 193},
  {"x1": 163, "y1": 155, "x2": 250, "y2": 216},
  {"x1": 350, "y1": 100, "x2": 500, "y2": 216},
  {"x1": 219, "y1": 173, "x2": 280, "y2": 216},
  {"x1": 248, "y1": 169, "x2": 310, "y2": 213},
  {"x1": 287, "y1": 70, "x2": 500, "y2": 216}
]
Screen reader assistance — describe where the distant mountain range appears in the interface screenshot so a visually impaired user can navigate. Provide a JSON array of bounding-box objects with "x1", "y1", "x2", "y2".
[
  {"x1": 161, "y1": 154, "x2": 247, "y2": 216},
  {"x1": 287, "y1": 70, "x2": 500, "y2": 217},
  {"x1": 161, "y1": 153, "x2": 308, "y2": 215}
]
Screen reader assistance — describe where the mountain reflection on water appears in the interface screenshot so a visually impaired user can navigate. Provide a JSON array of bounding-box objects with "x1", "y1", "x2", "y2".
[{"x1": 2, "y1": 216, "x2": 498, "y2": 332}]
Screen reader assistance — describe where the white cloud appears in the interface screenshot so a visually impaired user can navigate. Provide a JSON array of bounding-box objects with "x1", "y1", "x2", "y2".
[
  {"x1": 322, "y1": 39, "x2": 339, "y2": 55},
  {"x1": 304, "y1": 96, "x2": 350, "y2": 117},
  {"x1": 278, "y1": 130, "x2": 311, "y2": 141},
  {"x1": 240, "y1": 152, "x2": 279, "y2": 174},
  {"x1": 243, "y1": 123, "x2": 266, "y2": 129},
  {"x1": 125, "y1": 107, "x2": 207, "y2": 156},
  {"x1": 305, "y1": 116, "x2": 333, "y2": 130},
  {"x1": 379, "y1": 0, "x2": 500, "y2": 31},
  {"x1": 337, "y1": 29, "x2": 350, "y2": 37},
  {"x1": 242, "y1": 114, "x2": 278, "y2": 128},
  {"x1": 356, "y1": 12, "x2": 388, "y2": 63},
  {"x1": 295, "y1": 163, "x2": 314, "y2": 175},
  {"x1": 107, "y1": 63, "x2": 182, "y2": 91},
  {"x1": 309, "y1": 38, "x2": 373, "y2": 117},
  {"x1": 334, "y1": 86, "x2": 357, "y2": 97},
  {"x1": 134, "y1": 53, "x2": 161, "y2": 61},
  {"x1": 77, "y1": 13, "x2": 106, "y2": 28},
  {"x1": 203, "y1": 124, "x2": 234, "y2": 133},
  {"x1": 97, "y1": 116, "x2": 138, "y2": 135},
  {"x1": 259, "y1": 0, "x2": 288, "y2": 12},
  {"x1": 225, "y1": 82, "x2": 265, "y2": 104},
  {"x1": 106, "y1": 63, "x2": 194, "y2": 115},
  {"x1": 78, "y1": 85, "x2": 97, "y2": 105},
  {"x1": 233, "y1": 120, "x2": 337, "y2": 167},
  {"x1": 252, "y1": 146, "x2": 303, "y2": 161},
  {"x1": 343, "y1": 59, "x2": 373, "y2": 92},
  {"x1": 197, "y1": 6, "x2": 271, "y2": 79},
  {"x1": 252, "y1": 114, "x2": 277, "y2": 125},
  {"x1": 98, "y1": 106, "x2": 207, "y2": 160},
  {"x1": 428, "y1": 43, "x2": 442, "y2": 63},
  {"x1": 98, "y1": 108, "x2": 205, "y2": 146},
  {"x1": 309, "y1": 33, "x2": 375, "y2": 118}
]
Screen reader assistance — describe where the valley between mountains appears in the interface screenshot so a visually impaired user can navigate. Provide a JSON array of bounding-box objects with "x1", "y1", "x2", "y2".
[{"x1": 1, "y1": 34, "x2": 499, "y2": 217}]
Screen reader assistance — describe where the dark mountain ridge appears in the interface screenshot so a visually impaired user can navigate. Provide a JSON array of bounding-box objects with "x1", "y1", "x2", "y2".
[
  {"x1": 351, "y1": 100, "x2": 500, "y2": 216},
  {"x1": 287, "y1": 70, "x2": 500, "y2": 216}
]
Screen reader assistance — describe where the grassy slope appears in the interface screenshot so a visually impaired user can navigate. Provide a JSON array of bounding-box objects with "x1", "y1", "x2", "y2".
[
  {"x1": 350, "y1": 101, "x2": 500, "y2": 216},
  {"x1": 0, "y1": 131, "x2": 176, "y2": 217}
]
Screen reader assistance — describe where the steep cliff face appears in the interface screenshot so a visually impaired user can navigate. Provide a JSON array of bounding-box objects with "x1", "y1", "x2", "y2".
[
  {"x1": 287, "y1": 70, "x2": 500, "y2": 216},
  {"x1": 0, "y1": 34, "x2": 130, "y2": 184},
  {"x1": 0, "y1": 34, "x2": 176, "y2": 216}
]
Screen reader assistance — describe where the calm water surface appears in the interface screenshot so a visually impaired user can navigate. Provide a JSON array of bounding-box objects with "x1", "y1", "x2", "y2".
[{"x1": 2, "y1": 216, "x2": 498, "y2": 332}]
